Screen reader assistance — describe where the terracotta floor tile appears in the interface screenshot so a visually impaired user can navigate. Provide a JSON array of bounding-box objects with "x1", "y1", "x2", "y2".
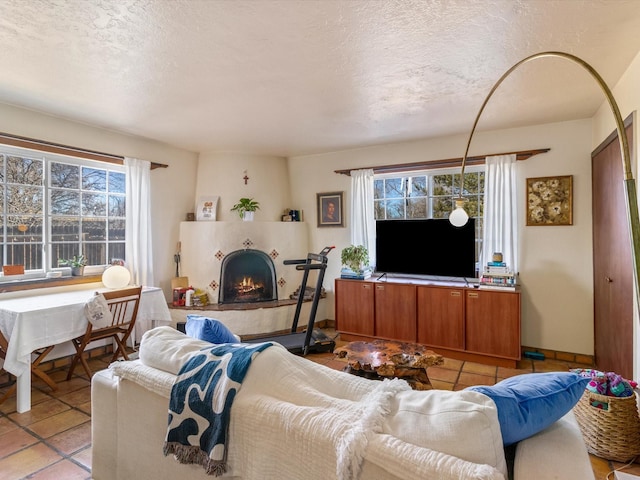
[
  {"x1": 0, "y1": 416, "x2": 18, "y2": 436},
  {"x1": 28, "y1": 458, "x2": 91, "y2": 480},
  {"x1": 56, "y1": 386, "x2": 92, "y2": 408},
  {"x1": 71, "y1": 445, "x2": 92, "y2": 470},
  {"x1": 0, "y1": 442, "x2": 62, "y2": 479},
  {"x1": 427, "y1": 366, "x2": 460, "y2": 383},
  {"x1": 27, "y1": 409, "x2": 90, "y2": 439},
  {"x1": 0, "y1": 427, "x2": 39, "y2": 458},
  {"x1": 9, "y1": 398, "x2": 70, "y2": 426},
  {"x1": 46, "y1": 422, "x2": 91, "y2": 455},
  {"x1": 532, "y1": 359, "x2": 573, "y2": 373},
  {"x1": 497, "y1": 366, "x2": 526, "y2": 379},
  {"x1": 430, "y1": 379, "x2": 454, "y2": 390},
  {"x1": 457, "y1": 371, "x2": 496, "y2": 387},
  {"x1": 77, "y1": 401, "x2": 92, "y2": 415},
  {"x1": 440, "y1": 357, "x2": 464, "y2": 371},
  {"x1": 462, "y1": 361, "x2": 498, "y2": 377},
  {"x1": 516, "y1": 358, "x2": 534, "y2": 370}
]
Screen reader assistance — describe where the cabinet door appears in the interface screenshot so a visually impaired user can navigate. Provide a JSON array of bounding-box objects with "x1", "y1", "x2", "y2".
[
  {"x1": 416, "y1": 286, "x2": 464, "y2": 349},
  {"x1": 465, "y1": 289, "x2": 521, "y2": 359},
  {"x1": 335, "y1": 279, "x2": 374, "y2": 336},
  {"x1": 374, "y1": 283, "x2": 416, "y2": 342}
]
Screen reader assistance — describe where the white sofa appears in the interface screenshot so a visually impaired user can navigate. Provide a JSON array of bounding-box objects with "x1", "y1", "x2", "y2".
[{"x1": 91, "y1": 327, "x2": 594, "y2": 480}]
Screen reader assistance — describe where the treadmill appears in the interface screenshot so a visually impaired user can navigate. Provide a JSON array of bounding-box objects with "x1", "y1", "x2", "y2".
[{"x1": 245, "y1": 246, "x2": 335, "y2": 355}]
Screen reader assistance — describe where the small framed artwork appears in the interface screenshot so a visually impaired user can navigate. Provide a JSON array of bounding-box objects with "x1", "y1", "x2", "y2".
[
  {"x1": 196, "y1": 195, "x2": 219, "y2": 221},
  {"x1": 317, "y1": 191, "x2": 344, "y2": 227},
  {"x1": 526, "y1": 175, "x2": 573, "y2": 226}
]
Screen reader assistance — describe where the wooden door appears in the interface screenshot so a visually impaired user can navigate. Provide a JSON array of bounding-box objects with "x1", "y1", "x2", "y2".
[
  {"x1": 592, "y1": 120, "x2": 634, "y2": 379},
  {"x1": 334, "y1": 279, "x2": 375, "y2": 336},
  {"x1": 465, "y1": 289, "x2": 521, "y2": 359},
  {"x1": 374, "y1": 283, "x2": 416, "y2": 342},
  {"x1": 416, "y1": 286, "x2": 464, "y2": 349}
]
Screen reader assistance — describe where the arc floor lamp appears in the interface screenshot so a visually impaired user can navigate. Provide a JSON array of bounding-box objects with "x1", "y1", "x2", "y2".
[{"x1": 449, "y1": 51, "x2": 640, "y2": 308}]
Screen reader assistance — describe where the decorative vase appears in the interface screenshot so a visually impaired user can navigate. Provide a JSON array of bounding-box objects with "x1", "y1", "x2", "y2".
[
  {"x1": 71, "y1": 266, "x2": 85, "y2": 276},
  {"x1": 243, "y1": 211, "x2": 254, "y2": 221}
]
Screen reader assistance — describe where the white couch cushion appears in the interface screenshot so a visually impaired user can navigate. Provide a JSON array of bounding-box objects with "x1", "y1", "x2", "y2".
[
  {"x1": 139, "y1": 326, "x2": 213, "y2": 375},
  {"x1": 382, "y1": 389, "x2": 508, "y2": 478}
]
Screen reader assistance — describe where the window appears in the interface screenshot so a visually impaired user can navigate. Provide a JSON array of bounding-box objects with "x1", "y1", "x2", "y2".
[
  {"x1": 374, "y1": 167, "x2": 485, "y2": 257},
  {"x1": 0, "y1": 145, "x2": 126, "y2": 279}
]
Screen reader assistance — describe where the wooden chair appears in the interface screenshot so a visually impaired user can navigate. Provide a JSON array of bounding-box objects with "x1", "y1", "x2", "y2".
[
  {"x1": 66, "y1": 286, "x2": 142, "y2": 380},
  {"x1": 0, "y1": 331, "x2": 57, "y2": 405}
]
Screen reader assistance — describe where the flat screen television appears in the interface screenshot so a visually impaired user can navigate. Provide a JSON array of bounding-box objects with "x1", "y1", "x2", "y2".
[{"x1": 375, "y1": 218, "x2": 476, "y2": 278}]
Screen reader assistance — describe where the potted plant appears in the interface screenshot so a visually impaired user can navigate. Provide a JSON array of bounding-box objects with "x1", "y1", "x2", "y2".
[
  {"x1": 230, "y1": 198, "x2": 260, "y2": 221},
  {"x1": 340, "y1": 245, "x2": 371, "y2": 279},
  {"x1": 59, "y1": 254, "x2": 87, "y2": 276}
]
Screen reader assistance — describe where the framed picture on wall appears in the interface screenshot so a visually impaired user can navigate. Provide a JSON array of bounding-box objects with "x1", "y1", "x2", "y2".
[
  {"x1": 317, "y1": 191, "x2": 344, "y2": 227},
  {"x1": 526, "y1": 175, "x2": 573, "y2": 226},
  {"x1": 196, "y1": 195, "x2": 219, "y2": 221}
]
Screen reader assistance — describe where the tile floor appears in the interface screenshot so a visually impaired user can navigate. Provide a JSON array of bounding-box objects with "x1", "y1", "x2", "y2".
[{"x1": 0, "y1": 335, "x2": 639, "y2": 479}]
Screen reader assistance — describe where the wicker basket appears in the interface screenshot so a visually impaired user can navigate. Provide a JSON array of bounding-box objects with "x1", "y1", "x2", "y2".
[{"x1": 574, "y1": 390, "x2": 640, "y2": 462}]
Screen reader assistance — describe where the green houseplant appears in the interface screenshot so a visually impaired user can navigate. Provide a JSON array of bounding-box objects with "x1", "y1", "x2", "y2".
[
  {"x1": 230, "y1": 198, "x2": 260, "y2": 221},
  {"x1": 58, "y1": 254, "x2": 87, "y2": 276},
  {"x1": 340, "y1": 245, "x2": 370, "y2": 278}
]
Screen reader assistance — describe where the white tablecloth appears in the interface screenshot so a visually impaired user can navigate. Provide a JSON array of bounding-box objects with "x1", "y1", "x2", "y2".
[{"x1": 0, "y1": 285, "x2": 170, "y2": 412}]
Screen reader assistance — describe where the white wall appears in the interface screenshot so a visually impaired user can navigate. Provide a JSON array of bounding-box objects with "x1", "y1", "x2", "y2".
[
  {"x1": 196, "y1": 152, "x2": 292, "y2": 222},
  {"x1": 0, "y1": 103, "x2": 199, "y2": 299},
  {"x1": 289, "y1": 119, "x2": 595, "y2": 355}
]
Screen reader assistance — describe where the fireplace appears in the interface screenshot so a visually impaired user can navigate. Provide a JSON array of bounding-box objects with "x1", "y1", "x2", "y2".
[{"x1": 219, "y1": 249, "x2": 278, "y2": 304}]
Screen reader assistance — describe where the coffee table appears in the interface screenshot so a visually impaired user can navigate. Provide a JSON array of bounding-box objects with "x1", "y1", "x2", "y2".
[{"x1": 334, "y1": 339, "x2": 444, "y2": 390}]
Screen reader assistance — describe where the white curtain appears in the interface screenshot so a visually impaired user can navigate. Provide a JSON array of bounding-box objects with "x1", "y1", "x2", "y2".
[
  {"x1": 350, "y1": 169, "x2": 376, "y2": 268},
  {"x1": 125, "y1": 157, "x2": 155, "y2": 286},
  {"x1": 480, "y1": 154, "x2": 518, "y2": 274}
]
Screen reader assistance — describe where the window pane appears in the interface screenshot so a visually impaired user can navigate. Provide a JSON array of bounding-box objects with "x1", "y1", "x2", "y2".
[
  {"x1": 464, "y1": 196, "x2": 480, "y2": 217},
  {"x1": 108, "y1": 218, "x2": 126, "y2": 240},
  {"x1": 432, "y1": 197, "x2": 453, "y2": 219},
  {"x1": 82, "y1": 167, "x2": 107, "y2": 191},
  {"x1": 385, "y1": 178, "x2": 404, "y2": 199},
  {"x1": 109, "y1": 171, "x2": 125, "y2": 194},
  {"x1": 82, "y1": 192, "x2": 107, "y2": 216},
  {"x1": 108, "y1": 195, "x2": 126, "y2": 217},
  {"x1": 109, "y1": 242, "x2": 125, "y2": 263},
  {"x1": 51, "y1": 189, "x2": 80, "y2": 215},
  {"x1": 7, "y1": 185, "x2": 43, "y2": 214},
  {"x1": 0, "y1": 154, "x2": 4, "y2": 182},
  {"x1": 374, "y1": 179, "x2": 384, "y2": 200},
  {"x1": 51, "y1": 217, "x2": 80, "y2": 242},
  {"x1": 7, "y1": 156, "x2": 43, "y2": 185},
  {"x1": 84, "y1": 243, "x2": 106, "y2": 266},
  {"x1": 464, "y1": 172, "x2": 481, "y2": 194},
  {"x1": 374, "y1": 200, "x2": 385, "y2": 220},
  {"x1": 82, "y1": 217, "x2": 106, "y2": 241},
  {"x1": 386, "y1": 199, "x2": 405, "y2": 219},
  {"x1": 50, "y1": 162, "x2": 80, "y2": 188},
  {"x1": 408, "y1": 176, "x2": 427, "y2": 197},
  {"x1": 432, "y1": 174, "x2": 453, "y2": 195},
  {"x1": 6, "y1": 216, "x2": 43, "y2": 270},
  {"x1": 407, "y1": 198, "x2": 427, "y2": 218}
]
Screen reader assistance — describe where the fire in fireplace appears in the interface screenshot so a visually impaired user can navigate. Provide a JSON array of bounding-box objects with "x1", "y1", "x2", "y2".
[{"x1": 219, "y1": 249, "x2": 278, "y2": 304}]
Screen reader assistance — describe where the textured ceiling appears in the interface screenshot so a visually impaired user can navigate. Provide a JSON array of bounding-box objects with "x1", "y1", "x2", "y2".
[{"x1": 1, "y1": 0, "x2": 640, "y2": 156}]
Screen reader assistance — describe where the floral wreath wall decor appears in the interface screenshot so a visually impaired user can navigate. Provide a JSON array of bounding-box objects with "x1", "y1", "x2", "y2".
[{"x1": 526, "y1": 175, "x2": 573, "y2": 226}]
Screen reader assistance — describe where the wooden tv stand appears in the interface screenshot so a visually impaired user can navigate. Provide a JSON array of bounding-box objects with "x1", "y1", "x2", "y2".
[{"x1": 335, "y1": 278, "x2": 521, "y2": 368}]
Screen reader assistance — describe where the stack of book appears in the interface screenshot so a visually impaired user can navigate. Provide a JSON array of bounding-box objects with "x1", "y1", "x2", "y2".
[
  {"x1": 340, "y1": 267, "x2": 372, "y2": 280},
  {"x1": 480, "y1": 260, "x2": 517, "y2": 291}
]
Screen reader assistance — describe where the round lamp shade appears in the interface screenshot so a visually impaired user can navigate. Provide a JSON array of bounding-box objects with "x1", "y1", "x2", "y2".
[
  {"x1": 449, "y1": 205, "x2": 469, "y2": 227},
  {"x1": 102, "y1": 265, "x2": 131, "y2": 289}
]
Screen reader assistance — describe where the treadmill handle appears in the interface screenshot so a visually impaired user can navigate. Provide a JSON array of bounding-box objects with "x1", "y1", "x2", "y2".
[
  {"x1": 283, "y1": 259, "x2": 306, "y2": 265},
  {"x1": 295, "y1": 264, "x2": 326, "y2": 271}
]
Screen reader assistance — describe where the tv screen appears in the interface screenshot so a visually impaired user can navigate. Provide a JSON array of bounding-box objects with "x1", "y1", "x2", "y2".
[{"x1": 375, "y1": 218, "x2": 476, "y2": 278}]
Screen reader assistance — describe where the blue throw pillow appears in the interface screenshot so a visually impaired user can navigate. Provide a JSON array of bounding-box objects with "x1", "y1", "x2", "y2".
[
  {"x1": 185, "y1": 314, "x2": 238, "y2": 344},
  {"x1": 467, "y1": 372, "x2": 589, "y2": 446}
]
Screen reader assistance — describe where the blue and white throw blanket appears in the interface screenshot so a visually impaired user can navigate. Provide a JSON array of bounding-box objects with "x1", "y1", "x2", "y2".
[{"x1": 163, "y1": 342, "x2": 274, "y2": 476}]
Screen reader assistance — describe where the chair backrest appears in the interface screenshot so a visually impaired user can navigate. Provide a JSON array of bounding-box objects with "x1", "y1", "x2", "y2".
[{"x1": 100, "y1": 286, "x2": 143, "y2": 331}]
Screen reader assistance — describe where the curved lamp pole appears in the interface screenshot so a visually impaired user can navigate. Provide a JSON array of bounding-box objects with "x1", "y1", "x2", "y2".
[{"x1": 450, "y1": 51, "x2": 640, "y2": 308}]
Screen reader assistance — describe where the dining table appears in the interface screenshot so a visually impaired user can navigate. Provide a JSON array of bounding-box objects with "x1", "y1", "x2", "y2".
[{"x1": 0, "y1": 285, "x2": 171, "y2": 412}]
